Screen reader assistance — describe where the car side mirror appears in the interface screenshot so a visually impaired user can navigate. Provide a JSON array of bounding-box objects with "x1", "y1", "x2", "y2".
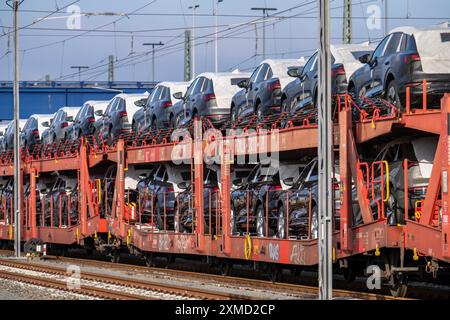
[
  {"x1": 173, "y1": 91, "x2": 184, "y2": 100},
  {"x1": 65, "y1": 187, "x2": 73, "y2": 194},
  {"x1": 41, "y1": 121, "x2": 50, "y2": 128},
  {"x1": 138, "y1": 174, "x2": 148, "y2": 181},
  {"x1": 40, "y1": 188, "x2": 47, "y2": 195},
  {"x1": 283, "y1": 177, "x2": 294, "y2": 186},
  {"x1": 358, "y1": 53, "x2": 371, "y2": 64},
  {"x1": 178, "y1": 181, "x2": 191, "y2": 190},
  {"x1": 135, "y1": 98, "x2": 147, "y2": 107},
  {"x1": 66, "y1": 116, "x2": 74, "y2": 122},
  {"x1": 232, "y1": 178, "x2": 243, "y2": 186},
  {"x1": 237, "y1": 79, "x2": 248, "y2": 89},
  {"x1": 287, "y1": 66, "x2": 304, "y2": 78},
  {"x1": 94, "y1": 110, "x2": 103, "y2": 117}
]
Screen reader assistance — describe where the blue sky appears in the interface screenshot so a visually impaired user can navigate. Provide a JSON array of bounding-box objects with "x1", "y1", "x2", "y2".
[{"x1": 0, "y1": 0, "x2": 449, "y2": 82}]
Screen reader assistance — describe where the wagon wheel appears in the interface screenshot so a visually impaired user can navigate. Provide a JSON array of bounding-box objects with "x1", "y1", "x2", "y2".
[
  {"x1": 268, "y1": 264, "x2": 281, "y2": 283},
  {"x1": 110, "y1": 250, "x2": 120, "y2": 263},
  {"x1": 219, "y1": 260, "x2": 231, "y2": 276},
  {"x1": 145, "y1": 253, "x2": 155, "y2": 267},
  {"x1": 389, "y1": 273, "x2": 408, "y2": 297}
]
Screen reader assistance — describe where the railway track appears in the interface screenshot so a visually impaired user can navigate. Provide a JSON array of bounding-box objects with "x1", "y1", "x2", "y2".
[
  {"x1": 0, "y1": 258, "x2": 248, "y2": 300},
  {"x1": 0, "y1": 252, "x2": 407, "y2": 300}
]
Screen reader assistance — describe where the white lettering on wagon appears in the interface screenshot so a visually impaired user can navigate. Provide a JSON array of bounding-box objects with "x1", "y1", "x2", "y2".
[{"x1": 268, "y1": 242, "x2": 279, "y2": 261}]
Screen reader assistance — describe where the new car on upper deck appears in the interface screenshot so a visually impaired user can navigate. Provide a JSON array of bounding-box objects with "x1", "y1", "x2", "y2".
[
  {"x1": 20, "y1": 114, "x2": 54, "y2": 152},
  {"x1": 41, "y1": 107, "x2": 80, "y2": 148},
  {"x1": 231, "y1": 59, "x2": 305, "y2": 122},
  {"x1": 288, "y1": 43, "x2": 375, "y2": 117},
  {"x1": 68, "y1": 100, "x2": 109, "y2": 141},
  {"x1": 348, "y1": 24, "x2": 450, "y2": 109},
  {"x1": 132, "y1": 82, "x2": 189, "y2": 131},
  {"x1": 174, "y1": 71, "x2": 250, "y2": 126},
  {"x1": 95, "y1": 93, "x2": 148, "y2": 145}
]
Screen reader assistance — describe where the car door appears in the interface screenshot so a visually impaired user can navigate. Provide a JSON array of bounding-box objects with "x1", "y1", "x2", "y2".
[
  {"x1": 51, "y1": 110, "x2": 64, "y2": 142},
  {"x1": 187, "y1": 77, "x2": 206, "y2": 117},
  {"x1": 361, "y1": 35, "x2": 391, "y2": 96},
  {"x1": 299, "y1": 52, "x2": 318, "y2": 108},
  {"x1": 373, "y1": 32, "x2": 402, "y2": 96},
  {"x1": 236, "y1": 65, "x2": 262, "y2": 118},
  {"x1": 247, "y1": 63, "x2": 270, "y2": 115},
  {"x1": 101, "y1": 98, "x2": 117, "y2": 137},
  {"x1": 146, "y1": 86, "x2": 163, "y2": 127},
  {"x1": 72, "y1": 106, "x2": 85, "y2": 138}
]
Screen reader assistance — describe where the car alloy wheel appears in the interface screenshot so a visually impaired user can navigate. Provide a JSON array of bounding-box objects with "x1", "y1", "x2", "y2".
[
  {"x1": 174, "y1": 207, "x2": 180, "y2": 233},
  {"x1": 256, "y1": 205, "x2": 266, "y2": 237},
  {"x1": 277, "y1": 206, "x2": 286, "y2": 239},
  {"x1": 385, "y1": 80, "x2": 402, "y2": 110},
  {"x1": 310, "y1": 206, "x2": 318, "y2": 239},
  {"x1": 230, "y1": 207, "x2": 236, "y2": 235}
]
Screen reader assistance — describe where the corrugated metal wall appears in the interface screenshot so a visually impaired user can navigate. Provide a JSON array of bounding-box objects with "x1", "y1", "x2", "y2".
[{"x1": 0, "y1": 81, "x2": 154, "y2": 120}]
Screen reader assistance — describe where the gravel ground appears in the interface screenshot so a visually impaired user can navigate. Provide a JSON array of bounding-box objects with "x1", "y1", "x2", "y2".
[
  {"x1": 17, "y1": 257, "x2": 314, "y2": 300},
  {"x1": 0, "y1": 265, "x2": 193, "y2": 300},
  {"x1": 0, "y1": 278, "x2": 95, "y2": 300}
]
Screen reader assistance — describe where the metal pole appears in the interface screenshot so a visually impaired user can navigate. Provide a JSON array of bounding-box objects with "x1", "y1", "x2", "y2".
[
  {"x1": 383, "y1": 0, "x2": 388, "y2": 36},
  {"x1": 189, "y1": 5, "x2": 199, "y2": 78},
  {"x1": 12, "y1": 0, "x2": 21, "y2": 258},
  {"x1": 262, "y1": 11, "x2": 266, "y2": 60},
  {"x1": 214, "y1": 1, "x2": 223, "y2": 73},
  {"x1": 318, "y1": 0, "x2": 333, "y2": 300},
  {"x1": 152, "y1": 47, "x2": 155, "y2": 82},
  {"x1": 251, "y1": 8, "x2": 277, "y2": 61},
  {"x1": 142, "y1": 42, "x2": 164, "y2": 83}
]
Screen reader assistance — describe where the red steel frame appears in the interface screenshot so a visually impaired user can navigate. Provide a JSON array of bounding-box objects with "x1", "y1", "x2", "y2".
[{"x1": 0, "y1": 92, "x2": 449, "y2": 268}]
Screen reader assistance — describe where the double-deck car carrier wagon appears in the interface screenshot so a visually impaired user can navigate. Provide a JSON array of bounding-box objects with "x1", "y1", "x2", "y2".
[{"x1": 0, "y1": 83, "x2": 449, "y2": 297}]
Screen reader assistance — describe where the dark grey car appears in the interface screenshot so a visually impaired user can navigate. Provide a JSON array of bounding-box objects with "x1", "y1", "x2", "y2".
[
  {"x1": 1, "y1": 119, "x2": 27, "y2": 151},
  {"x1": 68, "y1": 100, "x2": 109, "y2": 141},
  {"x1": 175, "y1": 72, "x2": 250, "y2": 126},
  {"x1": 20, "y1": 114, "x2": 53, "y2": 152},
  {"x1": 348, "y1": 26, "x2": 450, "y2": 109},
  {"x1": 132, "y1": 82, "x2": 189, "y2": 131},
  {"x1": 231, "y1": 59, "x2": 304, "y2": 122},
  {"x1": 95, "y1": 93, "x2": 148, "y2": 145},
  {"x1": 42, "y1": 107, "x2": 80, "y2": 148}
]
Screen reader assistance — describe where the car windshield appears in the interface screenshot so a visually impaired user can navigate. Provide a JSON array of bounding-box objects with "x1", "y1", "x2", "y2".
[{"x1": 294, "y1": 160, "x2": 317, "y2": 185}]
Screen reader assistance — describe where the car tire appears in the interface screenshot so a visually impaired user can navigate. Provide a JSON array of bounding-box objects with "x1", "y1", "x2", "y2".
[
  {"x1": 107, "y1": 127, "x2": 114, "y2": 145},
  {"x1": 256, "y1": 104, "x2": 264, "y2": 121},
  {"x1": 277, "y1": 205, "x2": 286, "y2": 239},
  {"x1": 385, "y1": 80, "x2": 403, "y2": 110},
  {"x1": 282, "y1": 99, "x2": 289, "y2": 114},
  {"x1": 310, "y1": 205, "x2": 318, "y2": 239},
  {"x1": 230, "y1": 107, "x2": 237, "y2": 124},
  {"x1": 154, "y1": 201, "x2": 163, "y2": 230},
  {"x1": 256, "y1": 204, "x2": 266, "y2": 237},
  {"x1": 230, "y1": 206, "x2": 237, "y2": 236}
]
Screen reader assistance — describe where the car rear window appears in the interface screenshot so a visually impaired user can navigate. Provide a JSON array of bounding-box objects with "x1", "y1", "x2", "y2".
[{"x1": 441, "y1": 33, "x2": 450, "y2": 42}]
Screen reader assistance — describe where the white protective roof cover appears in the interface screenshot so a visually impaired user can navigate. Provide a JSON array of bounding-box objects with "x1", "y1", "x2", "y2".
[
  {"x1": 59, "y1": 106, "x2": 81, "y2": 119},
  {"x1": 84, "y1": 100, "x2": 110, "y2": 121},
  {"x1": 260, "y1": 58, "x2": 307, "y2": 89},
  {"x1": 116, "y1": 93, "x2": 149, "y2": 119},
  {"x1": 330, "y1": 42, "x2": 377, "y2": 79},
  {"x1": 412, "y1": 136, "x2": 438, "y2": 178},
  {"x1": 198, "y1": 71, "x2": 251, "y2": 109},
  {"x1": 124, "y1": 167, "x2": 149, "y2": 190},
  {"x1": 390, "y1": 24, "x2": 450, "y2": 74},
  {"x1": 0, "y1": 121, "x2": 10, "y2": 134},
  {"x1": 157, "y1": 82, "x2": 190, "y2": 100}
]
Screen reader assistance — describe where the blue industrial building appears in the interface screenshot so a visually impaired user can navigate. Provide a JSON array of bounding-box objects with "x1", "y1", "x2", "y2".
[{"x1": 0, "y1": 81, "x2": 154, "y2": 120}]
